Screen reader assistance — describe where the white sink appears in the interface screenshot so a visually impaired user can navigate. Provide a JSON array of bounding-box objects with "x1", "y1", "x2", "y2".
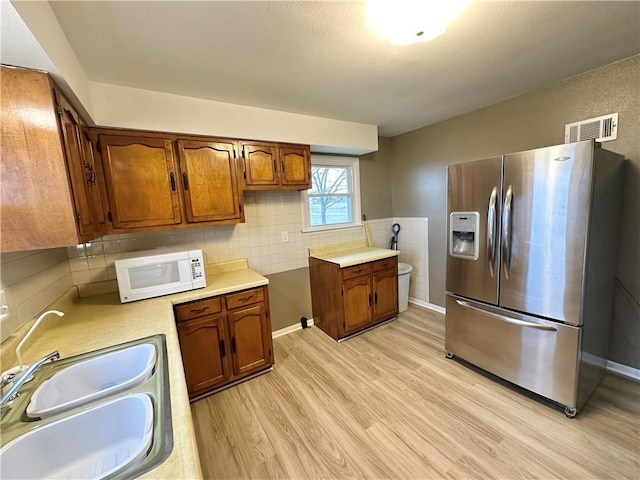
[
  {"x1": 26, "y1": 344, "x2": 156, "y2": 418},
  {"x1": 1, "y1": 393, "x2": 153, "y2": 479}
]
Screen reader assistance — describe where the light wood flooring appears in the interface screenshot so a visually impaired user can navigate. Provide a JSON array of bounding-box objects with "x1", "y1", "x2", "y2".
[{"x1": 191, "y1": 304, "x2": 640, "y2": 479}]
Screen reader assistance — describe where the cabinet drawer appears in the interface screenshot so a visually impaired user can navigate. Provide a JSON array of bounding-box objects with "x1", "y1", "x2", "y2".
[
  {"x1": 226, "y1": 287, "x2": 264, "y2": 310},
  {"x1": 372, "y1": 257, "x2": 397, "y2": 272},
  {"x1": 175, "y1": 297, "x2": 222, "y2": 322},
  {"x1": 342, "y1": 263, "x2": 372, "y2": 280}
]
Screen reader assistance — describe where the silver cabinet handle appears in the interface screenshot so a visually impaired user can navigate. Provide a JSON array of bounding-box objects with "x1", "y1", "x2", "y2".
[
  {"x1": 487, "y1": 186, "x2": 498, "y2": 277},
  {"x1": 455, "y1": 299, "x2": 557, "y2": 331},
  {"x1": 502, "y1": 185, "x2": 513, "y2": 279}
]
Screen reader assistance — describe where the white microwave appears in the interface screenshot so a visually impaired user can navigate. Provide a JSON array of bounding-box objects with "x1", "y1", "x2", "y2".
[{"x1": 115, "y1": 247, "x2": 206, "y2": 303}]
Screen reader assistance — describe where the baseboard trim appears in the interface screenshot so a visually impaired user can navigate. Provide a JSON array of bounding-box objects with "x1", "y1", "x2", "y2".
[
  {"x1": 409, "y1": 298, "x2": 446, "y2": 315},
  {"x1": 272, "y1": 318, "x2": 315, "y2": 339},
  {"x1": 607, "y1": 360, "x2": 640, "y2": 381}
]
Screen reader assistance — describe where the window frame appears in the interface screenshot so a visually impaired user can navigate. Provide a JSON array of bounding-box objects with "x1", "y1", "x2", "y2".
[{"x1": 301, "y1": 155, "x2": 362, "y2": 233}]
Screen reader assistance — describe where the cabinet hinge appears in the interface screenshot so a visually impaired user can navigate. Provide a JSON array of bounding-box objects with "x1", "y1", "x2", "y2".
[
  {"x1": 55, "y1": 103, "x2": 63, "y2": 115},
  {"x1": 242, "y1": 149, "x2": 245, "y2": 159},
  {"x1": 107, "y1": 211, "x2": 113, "y2": 222},
  {"x1": 243, "y1": 171, "x2": 246, "y2": 179},
  {"x1": 239, "y1": 204, "x2": 242, "y2": 213},
  {"x1": 96, "y1": 141, "x2": 102, "y2": 153},
  {"x1": 341, "y1": 288, "x2": 344, "y2": 297},
  {"x1": 76, "y1": 214, "x2": 81, "y2": 226},
  {"x1": 233, "y1": 148, "x2": 236, "y2": 159}
]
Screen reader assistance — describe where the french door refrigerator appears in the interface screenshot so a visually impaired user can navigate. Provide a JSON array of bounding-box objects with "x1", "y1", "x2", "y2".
[{"x1": 445, "y1": 140, "x2": 623, "y2": 417}]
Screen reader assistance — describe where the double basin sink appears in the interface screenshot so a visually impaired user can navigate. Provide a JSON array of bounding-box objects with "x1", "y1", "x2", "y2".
[{"x1": 0, "y1": 335, "x2": 172, "y2": 479}]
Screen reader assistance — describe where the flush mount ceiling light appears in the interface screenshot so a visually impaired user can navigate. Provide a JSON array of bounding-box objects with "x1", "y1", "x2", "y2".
[{"x1": 367, "y1": 0, "x2": 471, "y2": 46}]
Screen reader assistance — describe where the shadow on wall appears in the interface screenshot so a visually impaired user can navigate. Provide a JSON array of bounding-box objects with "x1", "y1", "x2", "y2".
[{"x1": 266, "y1": 268, "x2": 313, "y2": 332}]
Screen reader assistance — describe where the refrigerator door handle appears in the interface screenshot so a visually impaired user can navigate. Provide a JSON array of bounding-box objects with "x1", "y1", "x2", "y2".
[
  {"x1": 502, "y1": 185, "x2": 514, "y2": 278},
  {"x1": 455, "y1": 299, "x2": 557, "y2": 331},
  {"x1": 487, "y1": 187, "x2": 498, "y2": 277}
]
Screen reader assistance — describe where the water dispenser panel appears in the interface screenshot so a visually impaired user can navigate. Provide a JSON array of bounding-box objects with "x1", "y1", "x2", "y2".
[{"x1": 450, "y1": 212, "x2": 480, "y2": 260}]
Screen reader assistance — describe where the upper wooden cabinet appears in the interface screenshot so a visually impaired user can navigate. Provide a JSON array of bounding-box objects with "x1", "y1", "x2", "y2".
[
  {"x1": 99, "y1": 134, "x2": 182, "y2": 229},
  {"x1": 55, "y1": 90, "x2": 108, "y2": 241},
  {"x1": 280, "y1": 145, "x2": 311, "y2": 187},
  {"x1": 95, "y1": 132, "x2": 245, "y2": 232},
  {"x1": 241, "y1": 141, "x2": 311, "y2": 190},
  {"x1": 176, "y1": 139, "x2": 243, "y2": 223},
  {"x1": 0, "y1": 66, "x2": 107, "y2": 252}
]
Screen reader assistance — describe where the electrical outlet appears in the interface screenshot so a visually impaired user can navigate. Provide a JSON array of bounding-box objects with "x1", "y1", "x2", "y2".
[{"x1": 281, "y1": 231, "x2": 289, "y2": 243}]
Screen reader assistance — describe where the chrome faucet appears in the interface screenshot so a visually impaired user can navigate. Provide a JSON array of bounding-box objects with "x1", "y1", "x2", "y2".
[{"x1": 0, "y1": 350, "x2": 60, "y2": 408}]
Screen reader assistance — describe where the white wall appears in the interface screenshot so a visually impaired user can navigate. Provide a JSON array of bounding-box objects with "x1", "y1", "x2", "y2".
[{"x1": 88, "y1": 82, "x2": 378, "y2": 154}]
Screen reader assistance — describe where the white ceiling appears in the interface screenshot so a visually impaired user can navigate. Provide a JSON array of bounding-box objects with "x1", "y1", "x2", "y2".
[{"x1": 48, "y1": 1, "x2": 640, "y2": 137}]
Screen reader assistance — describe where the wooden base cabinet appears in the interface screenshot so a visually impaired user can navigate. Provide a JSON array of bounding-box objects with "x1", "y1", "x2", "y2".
[
  {"x1": 310, "y1": 256, "x2": 399, "y2": 341},
  {"x1": 175, "y1": 286, "x2": 273, "y2": 399}
]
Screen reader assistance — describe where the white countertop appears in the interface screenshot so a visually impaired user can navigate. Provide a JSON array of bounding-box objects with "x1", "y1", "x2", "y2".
[{"x1": 309, "y1": 241, "x2": 400, "y2": 268}]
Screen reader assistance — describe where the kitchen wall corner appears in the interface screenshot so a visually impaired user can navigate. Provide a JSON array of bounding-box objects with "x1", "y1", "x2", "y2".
[{"x1": 0, "y1": 248, "x2": 72, "y2": 342}]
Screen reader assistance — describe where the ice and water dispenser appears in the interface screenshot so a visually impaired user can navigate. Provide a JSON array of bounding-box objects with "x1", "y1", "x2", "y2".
[{"x1": 449, "y1": 212, "x2": 479, "y2": 260}]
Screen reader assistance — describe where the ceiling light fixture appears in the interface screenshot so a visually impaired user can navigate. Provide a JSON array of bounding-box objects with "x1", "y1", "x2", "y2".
[{"x1": 367, "y1": 0, "x2": 472, "y2": 46}]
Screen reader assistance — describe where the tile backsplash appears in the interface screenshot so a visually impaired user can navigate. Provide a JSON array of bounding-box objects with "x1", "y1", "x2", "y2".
[
  {"x1": 367, "y1": 217, "x2": 429, "y2": 303},
  {"x1": 66, "y1": 191, "x2": 367, "y2": 285},
  {"x1": 0, "y1": 249, "x2": 72, "y2": 342}
]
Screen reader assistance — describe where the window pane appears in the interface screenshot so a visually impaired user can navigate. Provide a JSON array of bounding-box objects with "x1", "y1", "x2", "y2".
[
  {"x1": 309, "y1": 196, "x2": 352, "y2": 226},
  {"x1": 310, "y1": 166, "x2": 349, "y2": 195}
]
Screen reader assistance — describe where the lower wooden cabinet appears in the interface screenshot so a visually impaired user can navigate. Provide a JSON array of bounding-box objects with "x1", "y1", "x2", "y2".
[
  {"x1": 177, "y1": 314, "x2": 230, "y2": 394},
  {"x1": 310, "y1": 256, "x2": 399, "y2": 340},
  {"x1": 175, "y1": 286, "x2": 273, "y2": 399}
]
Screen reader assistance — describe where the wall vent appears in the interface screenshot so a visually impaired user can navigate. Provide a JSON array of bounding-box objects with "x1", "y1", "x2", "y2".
[{"x1": 564, "y1": 113, "x2": 618, "y2": 143}]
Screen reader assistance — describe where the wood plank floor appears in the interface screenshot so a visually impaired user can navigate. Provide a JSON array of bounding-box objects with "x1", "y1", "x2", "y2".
[{"x1": 191, "y1": 304, "x2": 640, "y2": 479}]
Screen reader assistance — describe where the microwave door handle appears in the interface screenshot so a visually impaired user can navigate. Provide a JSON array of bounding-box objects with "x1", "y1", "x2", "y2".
[{"x1": 487, "y1": 187, "x2": 498, "y2": 277}]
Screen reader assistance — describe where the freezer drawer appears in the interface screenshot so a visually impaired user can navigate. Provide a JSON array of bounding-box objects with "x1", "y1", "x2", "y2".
[{"x1": 445, "y1": 294, "x2": 580, "y2": 407}]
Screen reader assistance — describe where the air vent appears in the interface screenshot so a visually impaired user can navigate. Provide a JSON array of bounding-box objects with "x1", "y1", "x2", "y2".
[{"x1": 565, "y1": 113, "x2": 618, "y2": 143}]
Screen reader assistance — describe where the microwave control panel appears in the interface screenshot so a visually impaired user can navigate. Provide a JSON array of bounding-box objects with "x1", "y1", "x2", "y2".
[{"x1": 190, "y1": 256, "x2": 206, "y2": 286}]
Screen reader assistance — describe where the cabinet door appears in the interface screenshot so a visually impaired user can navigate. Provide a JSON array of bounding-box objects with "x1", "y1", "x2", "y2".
[
  {"x1": 177, "y1": 139, "x2": 243, "y2": 223},
  {"x1": 342, "y1": 276, "x2": 372, "y2": 334},
  {"x1": 177, "y1": 314, "x2": 230, "y2": 396},
  {"x1": 228, "y1": 304, "x2": 272, "y2": 376},
  {"x1": 1, "y1": 67, "x2": 80, "y2": 252},
  {"x1": 373, "y1": 268, "x2": 398, "y2": 322},
  {"x1": 242, "y1": 142, "x2": 279, "y2": 188},
  {"x1": 79, "y1": 127, "x2": 109, "y2": 234},
  {"x1": 56, "y1": 91, "x2": 106, "y2": 240},
  {"x1": 100, "y1": 135, "x2": 182, "y2": 229},
  {"x1": 279, "y1": 145, "x2": 311, "y2": 189}
]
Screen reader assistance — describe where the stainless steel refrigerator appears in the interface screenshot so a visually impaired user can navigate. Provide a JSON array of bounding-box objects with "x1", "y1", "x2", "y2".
[{"x1": 445, "y1": 140, "x2": 624, "y2": 417}]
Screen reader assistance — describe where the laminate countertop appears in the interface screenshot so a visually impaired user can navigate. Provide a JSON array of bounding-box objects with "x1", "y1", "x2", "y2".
[
  {"x1": 0, "y1": 259, "x2": 268, "y2": 480},
  {"x1": 309, "y1": 240, "x2": 400, "y2": 268}
]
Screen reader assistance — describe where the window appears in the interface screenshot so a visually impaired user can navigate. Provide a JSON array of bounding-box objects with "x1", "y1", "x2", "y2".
[{"x1": 301, "y1": 155, "x2": 361, "y2": 232}]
